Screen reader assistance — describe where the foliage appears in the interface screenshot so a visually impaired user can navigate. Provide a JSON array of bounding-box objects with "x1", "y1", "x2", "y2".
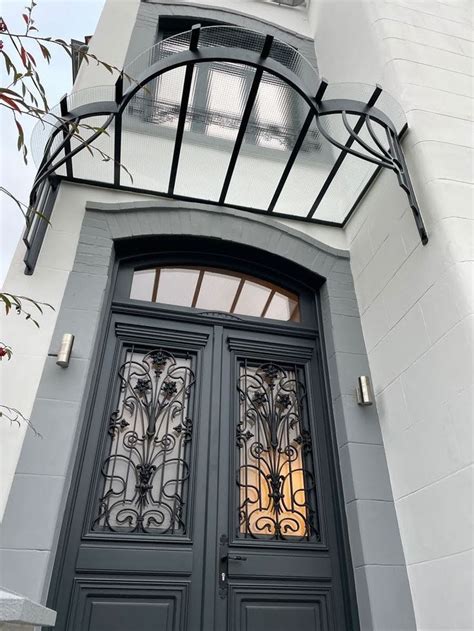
[
  {"x1": 0, "y1": 2, "x2": 131, "y2": 179},
  {"x1": 0, "y1": 1, "x2": 130, "y2": 428}
]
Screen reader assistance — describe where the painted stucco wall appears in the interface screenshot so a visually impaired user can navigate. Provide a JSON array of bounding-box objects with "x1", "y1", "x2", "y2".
[{"x1": 309, "y1": 1, "x2": 473, "y2": 629}]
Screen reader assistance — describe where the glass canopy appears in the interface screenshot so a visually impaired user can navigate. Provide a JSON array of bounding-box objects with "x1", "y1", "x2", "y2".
[{"x1": 24, "y1": 25, "x2": 426, "y2": 274}]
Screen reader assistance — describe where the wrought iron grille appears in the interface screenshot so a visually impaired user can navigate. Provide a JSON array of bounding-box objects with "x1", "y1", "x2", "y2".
[
  {"x1": 236, "y1": 360, "x2": 319, "y2": 541},
  {"x1": 92, "y1": 348, "x2": 195, "y2": 535}
]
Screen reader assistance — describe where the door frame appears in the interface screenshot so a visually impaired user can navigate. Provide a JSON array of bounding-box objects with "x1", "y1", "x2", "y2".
[{"x1": 46, "y1": 234, "x2": 360, "y2": 630}]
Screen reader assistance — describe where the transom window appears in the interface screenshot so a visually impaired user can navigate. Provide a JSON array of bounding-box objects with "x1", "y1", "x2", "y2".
[{"x1": 130, "y1": 266, "x2": 300, "y2": 322}]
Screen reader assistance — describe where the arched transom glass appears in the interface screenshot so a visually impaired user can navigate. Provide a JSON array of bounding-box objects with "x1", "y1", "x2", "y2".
[{"x1": 130, "y1": 266, "x2": 300, "y2": 322}]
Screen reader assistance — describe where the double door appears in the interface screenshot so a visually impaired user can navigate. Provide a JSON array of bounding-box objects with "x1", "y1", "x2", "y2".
[{"x1": 50, "y1": 309, "x2": 355, "y2": 630}]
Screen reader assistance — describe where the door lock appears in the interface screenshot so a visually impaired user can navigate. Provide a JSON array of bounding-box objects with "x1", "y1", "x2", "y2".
[{"x1": 219, "y1": 535, "x2": 247, "y2": 598}]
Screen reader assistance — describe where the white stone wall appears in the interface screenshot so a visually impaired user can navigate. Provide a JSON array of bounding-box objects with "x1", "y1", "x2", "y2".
[{"x1": 309, "y1": 1, "x2": 473, "y2": 629}]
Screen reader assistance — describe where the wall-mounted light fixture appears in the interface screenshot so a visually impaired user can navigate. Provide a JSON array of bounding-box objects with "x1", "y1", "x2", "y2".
[
  {"x1": 56, "y1": 333, "x2": 75, "y2": 368},
  {"x1": 356, "y1": 375, "x2": 373, "y2": 406}
]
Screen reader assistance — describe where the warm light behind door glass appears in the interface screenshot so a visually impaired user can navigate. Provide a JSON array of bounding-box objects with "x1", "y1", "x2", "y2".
[{"x1": 236, "y1": 362, "x2": 317, "y2": 541}]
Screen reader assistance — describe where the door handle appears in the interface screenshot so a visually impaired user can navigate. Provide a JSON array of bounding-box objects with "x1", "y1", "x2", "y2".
[
  {"x1": 228, "y1": 554, "x2": 248, "y2": 561},
  {"x1": 220, "y1": 553, "x2": 247, "y2": 561}
]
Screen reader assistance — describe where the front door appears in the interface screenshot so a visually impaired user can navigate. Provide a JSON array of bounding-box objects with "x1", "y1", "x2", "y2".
[{"x1": 49, "y1": 263, "x2": 357, "y2": 631}]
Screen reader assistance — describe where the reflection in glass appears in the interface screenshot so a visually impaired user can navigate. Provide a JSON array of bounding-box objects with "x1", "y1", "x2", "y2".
[{"x1": 130, "y1": 266, "x2": 300, "y2": 322}]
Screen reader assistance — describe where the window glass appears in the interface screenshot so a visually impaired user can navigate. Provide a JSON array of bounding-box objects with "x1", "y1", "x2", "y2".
[
  {"x1": 130, "y1": 269, "x2": 155, "y2": 301},
  {"x1": 233, "y1": 280, "x2": 271, "y2": 317},
  {"x1": 145, "y1": 18, "x2": 306, "y2": 152},
  {"x1": 130, "y1": 266, "x2": 300, "y2": 322},
  {"x1": 195, "y1": 271, "x2": 241, "y2": 311},
  {"x1": 157, "y1": 268, "x2": 200, "y2": 307}
]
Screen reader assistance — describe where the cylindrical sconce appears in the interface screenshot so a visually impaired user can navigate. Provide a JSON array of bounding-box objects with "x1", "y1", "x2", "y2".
[
  {"x1": 56, "y1": 333, "x2": 75, "y2": 367},
  {"x1": 356, "y1": 375, "x2": 373, "y2": 406}
]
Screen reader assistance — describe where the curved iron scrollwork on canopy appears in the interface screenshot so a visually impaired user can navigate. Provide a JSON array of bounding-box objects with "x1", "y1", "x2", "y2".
[
  {"x1": 92, "y1": 348, "x2": 195, "y2": 535},
  {"x1": 23, "y1": 25, "x2": 427, "y2": 275},
  {"x1": 236, "y1": 360, "x2": 319, "y2": 541}
]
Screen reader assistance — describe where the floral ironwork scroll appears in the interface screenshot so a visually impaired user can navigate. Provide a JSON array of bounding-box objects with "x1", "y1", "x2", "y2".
[
  {"x1": 92, "y1": 348, "x2": 195, "y2": 535},
  {"x1": 236, "y1": 361, "x2": 319, "y2": 541}
]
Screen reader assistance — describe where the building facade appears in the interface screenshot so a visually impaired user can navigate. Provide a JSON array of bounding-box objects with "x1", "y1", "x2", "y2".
[{"x1": 0, "y1": 1, "x2": 472, "y2": 630}]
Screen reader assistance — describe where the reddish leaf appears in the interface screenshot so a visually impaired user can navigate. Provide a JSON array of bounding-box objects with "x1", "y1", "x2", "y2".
[
  {"x1": 22, "y1": 13, "x2": 29, "y2": 25},
  {"x1": 0, "y1": 93, "x2": 20, "y2": 111},
  {"x1": 26, "y1": 51, "x2": 36, "y2": 66},
  {"x1": 20, "y1": 46, "x2": 27, "y2": 66}
]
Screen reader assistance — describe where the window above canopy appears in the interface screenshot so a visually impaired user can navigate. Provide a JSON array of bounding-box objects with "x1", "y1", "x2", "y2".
[{"x1": 130, "y1": 266, "x2": 300, "y2": 322}]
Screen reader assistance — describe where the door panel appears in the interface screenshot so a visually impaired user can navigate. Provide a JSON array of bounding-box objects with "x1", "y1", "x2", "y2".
[
  {"x1": 70, "y1": 579, "x2": 188, "y2": 631},
  {"x1": 51, "y1": 315, "x2": 214, "y2": 631},
  {"x1": 49, "y1": 312, "x2": 355, "y2": 630},
  {"x1": 229, "y1": 585, "x2": 334, "y2": 631},
  {"x1": 214, "y1": 329, "x2": 347, "y2": 631}
]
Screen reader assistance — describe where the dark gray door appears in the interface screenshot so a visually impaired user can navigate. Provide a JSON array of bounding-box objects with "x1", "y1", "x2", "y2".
[{"x1": 49, "y1": 311, "x2": 355, "y2": 630}]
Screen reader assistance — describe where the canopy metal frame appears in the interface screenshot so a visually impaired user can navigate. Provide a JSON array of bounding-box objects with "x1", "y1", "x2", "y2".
[{"x1": 23, "y1": 27, "x2": 427, "y2": 274}]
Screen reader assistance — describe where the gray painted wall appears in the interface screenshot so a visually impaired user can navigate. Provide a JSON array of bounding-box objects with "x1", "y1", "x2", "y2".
[{"x1": 0, "y1": 200, "x2": 415, "y2": 630}]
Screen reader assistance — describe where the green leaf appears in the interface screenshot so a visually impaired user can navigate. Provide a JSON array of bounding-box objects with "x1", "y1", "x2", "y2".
[
  {"x1": 15, "y1": 118, "x2": 24, "y2": 150},
  {"x1": 38, "y1": 42, "x2": 51, "y2": 63},
  {"x1": 0, "y1": 294, "x2": 12, "y2": 315},
  {"x1": 1, "y1": 50, "x2": 16, "y2": 76}
]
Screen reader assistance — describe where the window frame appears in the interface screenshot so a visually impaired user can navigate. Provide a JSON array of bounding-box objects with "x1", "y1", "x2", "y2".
[
  {"x1": 129, "y1": 264, "x2": 302, "y2": 322},
  {"x1": 146, "y1": 16, "x2": 309, "y2": 152},
  {"x1": 113, "y1": 237, "x2": 322, "y2": 328}
]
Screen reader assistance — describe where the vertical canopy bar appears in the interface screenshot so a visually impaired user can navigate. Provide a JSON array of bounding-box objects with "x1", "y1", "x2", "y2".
[
  {"x1": 315, "y1": 78, "x2": 328, "y2": 103},
  {"x1": 219, "y1": 35, "x2": 273, "y2": 205},
  {"x1": 60, "y1": 95, "x2": 73, "y2": 178},
  {"x1": 267, "y1": 110, "x2": 314, "y2": 212},
  {"x1": 114, "y1": 74, "x2": 123, "y2": 186},
  {"x1": 307, "y1": 84, "x2": 383, "y2": 219},
  {"x1": 260, "y1": 33, "x2": 274, "y2": 59},
  {"x1": 168, "y1": 25, "x2": 200, "y2": 195},
  {"x1": 267, "y1": 78, "x2": 326, "y2": 214},
  {"x1": 189, "y1": 23, "x2": 201, "y2": 51},
  {"x1": 23, "y1": 176, "x2": 60, "y2": 275}
]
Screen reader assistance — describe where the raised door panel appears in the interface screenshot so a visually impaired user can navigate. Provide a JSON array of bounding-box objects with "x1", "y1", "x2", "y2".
[
  {"x1": 229, "y1": 585, "x2": 335, "y2": 631},
  {"x1": 69, "y1": 580, "x2": 188, "y2": 631}
]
